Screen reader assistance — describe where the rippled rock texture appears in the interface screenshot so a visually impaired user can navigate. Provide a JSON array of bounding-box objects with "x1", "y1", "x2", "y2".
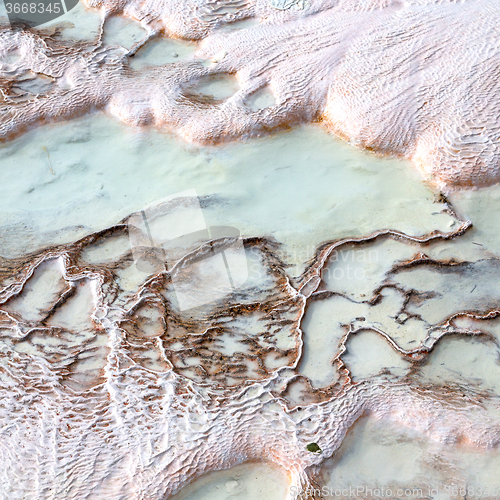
[
  {"x1": 2, "y1": 192, "x2": 500, "y2": 499},
  {"x1": 2, "y1": 0, "x2": 500, "y2": 187},
  {"x1": 3, "y1": 1, "x2": 500, "y2": 498}
]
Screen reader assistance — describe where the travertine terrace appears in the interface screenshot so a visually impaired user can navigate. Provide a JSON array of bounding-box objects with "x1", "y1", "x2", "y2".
[
  {"x1": 2, "y1": 1, "x2": 500, "y2": 499},
  {"x1": 2, "y1": 0, "x2": 500, "y2": 187}
]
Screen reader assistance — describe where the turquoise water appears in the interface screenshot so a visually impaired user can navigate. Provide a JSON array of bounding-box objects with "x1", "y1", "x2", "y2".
[
  {"x1": 0, "y1": 112, "x2": 454, "y2": 275},
  {"x1": 3, "y1": 3, "x2": 500, "y2": 500}
]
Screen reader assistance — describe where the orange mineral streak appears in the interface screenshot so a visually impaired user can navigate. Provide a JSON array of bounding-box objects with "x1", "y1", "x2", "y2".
[{"x1": 1, "y1": 200, "x2": 500, "y2": 499}]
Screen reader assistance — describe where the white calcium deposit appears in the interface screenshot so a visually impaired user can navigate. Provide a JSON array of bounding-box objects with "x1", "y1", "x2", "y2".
[
  {"x1": 2, "y1": 1, "x2": 500, "y2": 500},
  {"x1": 1, "y1": 0, "x2": 500, "y2": 187}
]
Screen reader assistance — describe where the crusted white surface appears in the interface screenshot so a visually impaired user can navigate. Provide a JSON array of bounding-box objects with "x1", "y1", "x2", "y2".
[
  {"x1": 0, "y1": 206, "x2": 500, "y2": 499},
  {"x1": 1, "y1": 0, "x2": 500, "y2": 187}
]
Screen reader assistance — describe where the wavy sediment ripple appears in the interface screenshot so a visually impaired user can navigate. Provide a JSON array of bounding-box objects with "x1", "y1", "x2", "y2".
[
  {"x1": 2, "y1": 194, "x2": 500, "y2": 499},
  {"x1": 3, "y1": 1, "x2": 500, "y2": 499},
  {"x1": 1, "y1": 0, "x2": 500, "y2": 187}
]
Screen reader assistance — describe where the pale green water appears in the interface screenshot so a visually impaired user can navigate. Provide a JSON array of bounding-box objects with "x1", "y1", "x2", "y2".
[
  {"x1": 0, "y1": 112, "x2": 454, "y2": 278},
  {"x1": 322, "y1": 414, "x2": 500, "y2": 500},
  {"x1": 3, "y1": 92, "x2": 500, "y2": 500},
  {"x1": 168, "y1": 462, "x2": 290, "y2": 500},
  {"x1": 3, "y1": 8, "x2": 500, "y2": 499}
]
